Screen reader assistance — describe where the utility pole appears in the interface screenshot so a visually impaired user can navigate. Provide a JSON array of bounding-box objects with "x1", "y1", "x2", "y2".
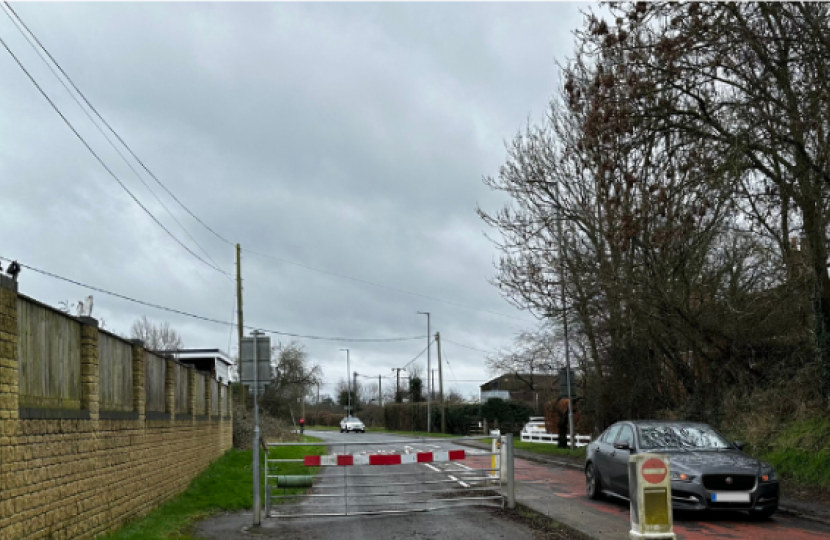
[
  {"x1": 378, "y1": 374, "x2": 382, "y2": 407},
  {"x1": 392, "y1": 368, "x2": 403, "y2": 402},
  {"x1": 236, "y1": 244, "x2": 245, "y2": 407},
  {"x1": 436, "y1": 332, "x2": 445, "y2": 434},
  {"x1": 316, "y1": 383, "x2": 320, "y2": 406},
  {"x1": 417, "y1": 312, "x2": 431, "y2": 432}
]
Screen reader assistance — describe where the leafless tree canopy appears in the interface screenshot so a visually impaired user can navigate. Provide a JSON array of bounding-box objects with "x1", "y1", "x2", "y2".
[
  {"x1": 480, "y1": 2, "x2": 830, "y2": 429},
  {"x1": 130, "y1": 316, "x2": 183, "y2": 351}
]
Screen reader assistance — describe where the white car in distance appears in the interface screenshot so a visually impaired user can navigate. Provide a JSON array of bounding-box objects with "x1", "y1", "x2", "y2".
[{"x1": 340, "y1": 416, "x2": 365, "y2": 433}]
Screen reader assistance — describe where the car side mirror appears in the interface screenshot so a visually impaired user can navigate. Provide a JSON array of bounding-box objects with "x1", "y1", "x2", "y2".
[
  {"x1": 733, "y1": 440, "x2": 745, "y2": 451},
  {"x1": 614, "y1": 441, "x2": 631, "y2": 451}
]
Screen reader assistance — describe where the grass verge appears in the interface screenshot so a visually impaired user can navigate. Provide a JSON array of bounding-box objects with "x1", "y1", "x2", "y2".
[
  {"x1": 513, "y1": 439, "x2": 586, "y2": 460},
  {"x1": 102, "y1": 436, "x2": 324, "y2": 540},
  {"x1": 760, "y1": 417, "x2": 830, "y2": 488}
]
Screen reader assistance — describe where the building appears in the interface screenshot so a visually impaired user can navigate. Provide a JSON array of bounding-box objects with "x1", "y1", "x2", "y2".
[
  {"x1": 159, "y1": 349, "x2": 234, "y2": 384},
  {"x1": 479, "y1": 373, "x2": 560, "y2": 412}
]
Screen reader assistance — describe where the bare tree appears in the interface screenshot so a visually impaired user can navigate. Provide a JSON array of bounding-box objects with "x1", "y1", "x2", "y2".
[
  {"x1": 261, "y1": 341, "x2": 322, "y2": 419},
  {"x1": 130, "y1": 316, "x2": 182, "y2": 351}
]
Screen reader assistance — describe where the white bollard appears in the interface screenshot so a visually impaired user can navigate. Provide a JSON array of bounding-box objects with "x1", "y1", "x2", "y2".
[{"x1": 628, "y1": 453, "x2": 676, "y2": 540}]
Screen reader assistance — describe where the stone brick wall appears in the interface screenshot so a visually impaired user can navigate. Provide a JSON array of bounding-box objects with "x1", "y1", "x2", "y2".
[{"x1": 0, "y1": 278, "x2": 233, "y2": 539}]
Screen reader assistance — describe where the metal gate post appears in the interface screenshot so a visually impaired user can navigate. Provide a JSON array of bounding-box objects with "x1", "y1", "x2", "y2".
[{"x1": 504, "y1": 434, "x2": 516, "y2": 509}]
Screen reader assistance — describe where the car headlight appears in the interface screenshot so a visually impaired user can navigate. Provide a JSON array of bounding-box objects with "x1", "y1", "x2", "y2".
[
  {"x1": 760, "y1": 468, "x2": 778, "y2": 482},
  {"x1": 670, "y1": 471, "x2": 696, "y2": 482}
]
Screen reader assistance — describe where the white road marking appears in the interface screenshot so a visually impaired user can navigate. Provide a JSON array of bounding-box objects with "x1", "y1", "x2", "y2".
[
  {"x1": 424, "y1": 463, "x2": 441, "y2": 472},
  {"x1": 455, "y1": 463, "x2": 473, "y2": 470}
]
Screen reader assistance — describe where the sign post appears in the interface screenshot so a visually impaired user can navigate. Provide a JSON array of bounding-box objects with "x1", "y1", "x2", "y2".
[
  {"x1": 628, "y1": 453, "x2": 676, "y2": 539},
  {"x1": 243, "y1": 331, "x2": 269, "y2": 527}
]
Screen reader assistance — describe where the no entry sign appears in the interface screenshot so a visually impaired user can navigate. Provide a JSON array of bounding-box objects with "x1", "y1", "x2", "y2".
[{"x1": 641, "y1": 457, "x2": 668, "y2": 484}]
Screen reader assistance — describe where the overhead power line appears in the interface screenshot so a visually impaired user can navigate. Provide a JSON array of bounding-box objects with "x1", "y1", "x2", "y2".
[
  {"x1": 0, "y1": 31, "x2": 229, "y2": 276},
  {"x1": 2, "y1": 2, "x2": 233, "y2": 247},
  {"x1": 443, "y1": 338, "x2": 498, "y2": 355},
  {"x1": 3, "y1": 256, "x2": 426, "y2": 343},
  {"x1": 401, "y1": 339, "x2": 434, "y2": 370},
  {"x1": 1, "y1": 4, "x2": 229, "y2": 278},
  {"x1": 0, "y1": 5, "x2": 536, "y2": 323}
]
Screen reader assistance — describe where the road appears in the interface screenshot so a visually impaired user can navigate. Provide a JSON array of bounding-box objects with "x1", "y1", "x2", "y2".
[
  {"x1": 195, "y1": 430, "x2": 534, "y2": 539},
  {"x1": 195, "y1": 431, "x2": 830, "y2": 540}
]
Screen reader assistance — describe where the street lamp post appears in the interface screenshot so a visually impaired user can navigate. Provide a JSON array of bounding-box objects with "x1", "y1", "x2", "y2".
[
  {"x1": 340, "y1": 349, "x2": 350, "y2": 415},
  {"x1": 416, "y1": 312, "x2": 431, "y2": 433}
]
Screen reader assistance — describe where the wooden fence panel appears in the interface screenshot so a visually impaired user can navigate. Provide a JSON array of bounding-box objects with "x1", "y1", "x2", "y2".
[
  {"x1": 211, "y1": 379, "x2": 219, "y2": 416},
  {"x1": 145, "y1": 353, "x2": 166, "y2": 413},
  {"x1": 175, "y1": 363, "x2": 190, "y2": 414},
  {"x1": 194, "y1": 373, "x2": 206, "y2": 415},
  {"x1": 220, "y1": 385, "x2": 228, "y2": 417},
  {"x1": 17, "y1": 298, "x2": 82, "y2": 410},
  {"x1": 98, "y1": 333, "x2": 133, "y2": 412}
]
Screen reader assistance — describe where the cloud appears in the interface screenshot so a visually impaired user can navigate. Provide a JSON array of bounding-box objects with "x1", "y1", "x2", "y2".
[{"x1": 0, "y1": 2, "x2": 585, "y2": 400}]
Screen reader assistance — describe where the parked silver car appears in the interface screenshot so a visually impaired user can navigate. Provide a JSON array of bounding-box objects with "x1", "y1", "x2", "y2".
[
  {"x1": 585, "y1": 420, "x2": 779, "y2": 519},
  {"x1": 340, "y1": 416, "x2": 365, "y2": 433}
]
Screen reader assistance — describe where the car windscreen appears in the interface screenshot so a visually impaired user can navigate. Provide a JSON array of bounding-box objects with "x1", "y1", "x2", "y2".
[{"x1": 638, "y1": 425, "x2": 731, "y2": 450}]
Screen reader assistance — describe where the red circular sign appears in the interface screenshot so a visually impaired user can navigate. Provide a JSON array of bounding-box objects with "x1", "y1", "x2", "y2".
[{"x1": 641, "y1": 458, "x2": 667, "y2": 484}]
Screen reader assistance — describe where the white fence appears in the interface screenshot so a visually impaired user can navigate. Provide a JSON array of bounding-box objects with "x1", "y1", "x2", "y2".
[{"x1": 521, "y1": 432, "x2": 592, "y2": 447}]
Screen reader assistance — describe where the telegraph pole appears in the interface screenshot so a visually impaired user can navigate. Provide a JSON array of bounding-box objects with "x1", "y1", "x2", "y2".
[
  {"x1": 236, "y1": 244, "x2": 245, "y2": 407},
  {"x1": 436, "y1": 332, "x2": 445, "y2": 433},
  {"x1": 353, "y1": 371, "x2": 358, "y2": 413},
  {"x1": 392, "y1": 368, "x2": 403, "y2": 402},
  {"x1": 378, "y1": 374, "x2": 382, "y2": 407},
  {"x1": 417, "y1": 312, "x2": 431, "y2": 432}
]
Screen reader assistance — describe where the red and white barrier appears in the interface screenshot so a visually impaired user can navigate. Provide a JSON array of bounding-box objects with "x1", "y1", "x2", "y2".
[{"x1": 304, "y1": 450, "x2": 465, "y2": 467}]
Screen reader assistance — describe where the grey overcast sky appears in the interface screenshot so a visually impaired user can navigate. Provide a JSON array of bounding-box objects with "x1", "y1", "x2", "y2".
[{"x1": 0, "y1": 2, "x2": 588, "y2": 400}]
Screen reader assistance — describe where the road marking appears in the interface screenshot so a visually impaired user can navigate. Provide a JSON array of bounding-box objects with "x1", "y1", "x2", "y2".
[{"x1": 424, "y1": 463, "x2": 441, "y2": 472}]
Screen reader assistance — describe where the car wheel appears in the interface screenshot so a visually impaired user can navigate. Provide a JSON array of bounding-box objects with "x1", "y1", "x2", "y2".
[
  {"x1": 750, "y1": 505, "x2": 777, "y2": 520},
  {"x1": 340, "y1": 428, "x2": 344, "y2": 433},
  {"x1": 586, "y1": 463, "x2": 603, "y2": 500}
]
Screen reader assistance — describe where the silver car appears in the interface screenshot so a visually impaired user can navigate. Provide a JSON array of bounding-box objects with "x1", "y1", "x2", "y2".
[
  {"x1": 585, "y1": 420, "x2": 779, "y2": 519},
  {"x1": 340, "y1": 416, "x2": 365, "y2": 433}
]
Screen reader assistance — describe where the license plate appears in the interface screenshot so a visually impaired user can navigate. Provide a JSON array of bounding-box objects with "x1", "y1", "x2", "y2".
[{"x1": 711, "y1": 493, "x2": 750, "y2": 502}]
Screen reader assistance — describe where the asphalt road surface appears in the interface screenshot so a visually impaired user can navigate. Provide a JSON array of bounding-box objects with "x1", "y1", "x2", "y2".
[{"x1": 195, "y1": 431, "x2": 830, "y2": 540}]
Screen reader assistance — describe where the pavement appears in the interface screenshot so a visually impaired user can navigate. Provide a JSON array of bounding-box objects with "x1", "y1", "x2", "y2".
[
  {"x1": 457, "y1": 438, "x2": 830, "y2": 539},
  {"x1": 195, "y1": 431, "x2": 830, "y2": 540}
]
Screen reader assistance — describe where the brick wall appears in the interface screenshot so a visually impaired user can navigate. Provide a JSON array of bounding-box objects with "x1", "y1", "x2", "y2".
[{"x1": 0, "y1": 277, "x2": 233, "y2": 539}]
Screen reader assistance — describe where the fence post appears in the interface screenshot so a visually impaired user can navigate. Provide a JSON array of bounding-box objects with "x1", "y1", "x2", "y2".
[
  {"x1": 79, "y1": 316, "x2": 100, "y2": 421},
  {"x1": 505, "y1": 433, "x2": 516, "y2": 509},
  {"x1": 130, "y1": 340, "x2": 146, "y2": 421},
  {"x1": 165, "y1": 359, "x2": 176, "y2": 420},
  {"x1": 0, "y1": 276, "x2": 19, "y2": 424}
]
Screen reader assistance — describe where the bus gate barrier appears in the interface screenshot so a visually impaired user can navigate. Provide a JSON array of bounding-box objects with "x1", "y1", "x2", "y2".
[{"x1": 263, "y1": 434, "x2": 515, "y2": 518}]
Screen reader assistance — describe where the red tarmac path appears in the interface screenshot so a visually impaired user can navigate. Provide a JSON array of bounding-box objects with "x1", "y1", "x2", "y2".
[{"x1": 466, "y1": 455, "x2": 830, "y2": 539}]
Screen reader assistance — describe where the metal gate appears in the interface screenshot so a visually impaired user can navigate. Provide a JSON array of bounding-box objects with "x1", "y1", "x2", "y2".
[{"x1": 263, "y1": 434, "x2": 515, "y2": 518}]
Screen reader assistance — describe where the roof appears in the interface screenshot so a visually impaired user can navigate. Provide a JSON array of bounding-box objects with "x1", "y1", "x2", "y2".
[
  {"x1": 479, "y1": 373, "x2": 558, "y2": 389},
  {"x1": 158, "y1": 348, "x2": 234, "y2": 366}
]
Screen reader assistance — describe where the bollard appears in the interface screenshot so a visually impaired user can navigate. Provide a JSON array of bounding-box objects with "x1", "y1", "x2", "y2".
[
  {"x1": 628, "y1": 453, "x2": 676, "y2": 540},
  {"x1": 491, "y1": 436, "x2": 502, "y2": 480},
  {"x1": 504, "y1": 434, "x2": 516, "y2": 509}
]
